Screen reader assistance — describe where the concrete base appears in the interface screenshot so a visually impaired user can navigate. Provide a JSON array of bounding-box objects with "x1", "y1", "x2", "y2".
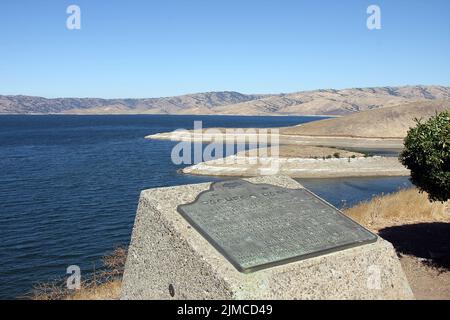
[{"x1": 121, "y1": 176, "x2": 414, "y2": 300}]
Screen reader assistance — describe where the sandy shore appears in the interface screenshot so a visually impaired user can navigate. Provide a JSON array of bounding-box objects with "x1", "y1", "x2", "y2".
[
  {"x1": 182, "y1": 155, "x2": 409, "y2": 178},
  {"x1": 146, "y1": 131, "x2": 404, "y2": 149},
  {"x1": 146, "y1": 129, "x2": 408, "y2": 178}
]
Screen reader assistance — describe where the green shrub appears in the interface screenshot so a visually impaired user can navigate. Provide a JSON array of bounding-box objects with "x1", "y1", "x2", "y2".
[
  {"x1": 399, "y1": 111, "x2": 450, "y2": 202},
  {"x1": 333, "y1": 152, "x2": 340, "y2": 158}
]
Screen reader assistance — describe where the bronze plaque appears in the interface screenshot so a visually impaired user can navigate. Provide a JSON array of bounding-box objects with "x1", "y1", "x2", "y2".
[{"x1": 177, "y1": 180, "x2": 377, "y2": 273}]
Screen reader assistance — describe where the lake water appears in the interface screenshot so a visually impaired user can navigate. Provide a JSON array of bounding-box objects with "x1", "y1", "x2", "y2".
[{"x1": 0, "y1": 115, "x2": 411, "y2": 299}]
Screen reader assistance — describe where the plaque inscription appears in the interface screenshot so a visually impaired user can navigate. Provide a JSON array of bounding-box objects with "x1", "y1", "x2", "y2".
[{"x1": 177, "y1": 180, "x2": 377, "y2": 273}]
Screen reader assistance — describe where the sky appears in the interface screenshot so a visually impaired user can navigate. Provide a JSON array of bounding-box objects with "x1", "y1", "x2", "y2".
[{"x1": 0, "y1": 0, "x2": 449, "y2": 98}]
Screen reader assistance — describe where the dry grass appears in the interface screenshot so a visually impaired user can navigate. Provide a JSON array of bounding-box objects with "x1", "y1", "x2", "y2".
[
  {"x1": 65, "y1": 280, "x2": 122, "y2": 300},
  {"x1": 31, "y1": 247, "x2": 127, "y2": 300},
  {"x1": 238, "y1": 145, "x2": 363, "y2": 159},
  {"x1": 345, "y1": 188, "x2": 450, "y2": 299},
  {"x1": 281, "y1": 100, "x2": 450, "y2": 138},
  {"x1": 345, "y1": 188, "x2": 450, "y2": 231}
]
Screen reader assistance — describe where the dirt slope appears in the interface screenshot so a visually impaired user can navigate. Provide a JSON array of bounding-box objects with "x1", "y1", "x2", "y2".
[{"x1": 281, "y1": 100, "x2": 450, "y2": 138}]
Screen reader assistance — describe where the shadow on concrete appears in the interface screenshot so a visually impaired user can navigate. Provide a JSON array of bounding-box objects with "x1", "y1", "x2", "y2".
[{"x1": 378, "y1": 222, "x2": 450, "y2": 270}]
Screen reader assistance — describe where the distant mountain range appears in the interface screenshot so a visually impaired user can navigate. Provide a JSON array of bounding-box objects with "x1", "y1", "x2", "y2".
[{"x1": 1, "y1": 85, "x2": 449, "y2": 116}]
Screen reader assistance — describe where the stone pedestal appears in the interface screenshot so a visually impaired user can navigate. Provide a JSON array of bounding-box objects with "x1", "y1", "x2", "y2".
[{"x1": 121, "y1": 176, "x2": 413, "y2": 300}]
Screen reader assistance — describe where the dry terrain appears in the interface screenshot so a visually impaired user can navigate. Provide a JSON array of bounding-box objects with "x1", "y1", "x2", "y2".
[
  {"x1": 281, "y1": 100, "x2": 450, "y2": 138},
  {"x1": 146, "y1": 99, "x2": 450, "y2": 149},
  {"x1": 238, "y1": 145, "x2": 363, "y2": 158},
  {"x1": 32, "y1": 247, "x2": 126, "y2": 300},
  {"x1": 2, "y1": 85, "x2": 449, "y2": 115},
  {"x1": 148, "y1": 129, "x2": 405, "y2": 149},
  {"x1": 0, "y1": 92, "x2": 265, "y2": 115},
  {"x1": 209, "y1": 85, "x2": 450, "y2": 116},
  {"x1": 64, "y1": 281, "x2": 122, "y2": 300},
  {"x1": 346, "y1": 188, "x2": 450, "y2": 231},
  {"x1": 181, "y1": 145, "x2": 409, "y2": 178},
  {"x1": 346, "y1": 188, "x2": 450, "y2": 300},
  {"x1": 148, "y1": 100, "x2": 450, "y2": 178}
]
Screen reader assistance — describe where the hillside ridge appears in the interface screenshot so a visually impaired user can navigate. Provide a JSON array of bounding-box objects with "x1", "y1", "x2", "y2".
[{"x1": 1, "y1": 85, "x2": 449, "y2": 115}]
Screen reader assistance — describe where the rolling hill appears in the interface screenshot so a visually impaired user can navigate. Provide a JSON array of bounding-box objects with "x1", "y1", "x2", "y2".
[
  {"x1": 281, "y1": 100, "x2": 450, "y2": 138},
  {"x1": 1, "y1": 85, "x2": 449, "y2": 116},
  {"x1": 0, "y1": 92, "x2": 265, "y2": 115}
]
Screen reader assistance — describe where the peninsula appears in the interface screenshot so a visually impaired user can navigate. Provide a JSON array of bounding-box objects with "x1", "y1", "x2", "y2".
[{"x1": 146, "y1": 100, "x2": 450, "y2": 178}]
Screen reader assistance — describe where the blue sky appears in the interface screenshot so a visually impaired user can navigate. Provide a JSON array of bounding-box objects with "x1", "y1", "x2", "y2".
[{"x1": 0, "y1": 0, "x2": 449, "y2": 98}]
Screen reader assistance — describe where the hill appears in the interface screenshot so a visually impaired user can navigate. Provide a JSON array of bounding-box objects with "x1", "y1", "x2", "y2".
[
  {"x1": 281, "y1": 100, "x2": 450, "y2": 138},
  {"x1": 0, "y1": 92, "x2": 265, "y2": 115},
  {"x1": 211, "y1": 85, "x2": 450, "y2": 116},
  {"x1": 1, "y1": 85, "x2": 449, "y2": 115}
]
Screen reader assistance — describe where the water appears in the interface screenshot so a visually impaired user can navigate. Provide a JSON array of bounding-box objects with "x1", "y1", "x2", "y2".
[
  {"x1": 298, "y1": 177, "x2": 412, "y2": 209},
  {"x1": 0, "y1": 115, "x2": 411, "y2": 299},
  {"x1": 343, "y1": 147, "x2": 403, "y2": 158}
]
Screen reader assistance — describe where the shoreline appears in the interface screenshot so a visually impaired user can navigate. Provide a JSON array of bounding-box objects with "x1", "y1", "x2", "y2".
[
  {"x1": 146, "y1": 128, "x2": 407, "y2": 178},
  {"x1": 0, "y1": 112, "x2": 340, "y2": 117},
  {"x1": 146, "y1": 131, "x2": 404, "y2": 149},
  {"x1": 181, "y1": 155, "x2": 409, "y2": 179}
]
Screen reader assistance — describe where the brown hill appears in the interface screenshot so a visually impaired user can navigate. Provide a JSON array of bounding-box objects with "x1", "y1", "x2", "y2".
[
  {"x1": 211, "y1": 85, "x2": 450, "y2": 116},
  {"x1": 281, "y1": 100, "x2": 450, "y2": 138},
  {"x1": 0, "y1": 92, "x2": 265, "y2": 115},
  {"x1": 1, "y1": 85, "x2": 449, "y2": 115}
]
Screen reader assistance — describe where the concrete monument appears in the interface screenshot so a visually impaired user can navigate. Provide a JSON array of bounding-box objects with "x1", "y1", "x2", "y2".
[{"x1": 121, "y1": 176, "x2": 413, "y2": 299}]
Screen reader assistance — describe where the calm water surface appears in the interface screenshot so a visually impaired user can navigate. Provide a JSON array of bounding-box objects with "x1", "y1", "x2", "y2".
[{"x1": 0, "y1": 115, "x2": 411, "y2": 299}]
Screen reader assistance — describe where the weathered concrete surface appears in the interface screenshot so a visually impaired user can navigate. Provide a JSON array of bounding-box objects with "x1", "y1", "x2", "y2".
[{"x1": 121, "y1": 176, "x2": 414, "y2": 300}]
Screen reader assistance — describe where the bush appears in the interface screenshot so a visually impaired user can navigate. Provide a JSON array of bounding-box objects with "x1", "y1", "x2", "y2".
[
  {"x1": 333, "y1": 152, "x2": 340, "y2": 158},
  {"x1": 399, "y1": 111, "x2": 450, "y2": 202}
]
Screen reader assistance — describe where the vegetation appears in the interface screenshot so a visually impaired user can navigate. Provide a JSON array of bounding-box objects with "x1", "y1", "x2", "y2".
[
  {"x1": 399, "y1": 111, "x2": 450, "y2": 202},
  {"x1": 32, "y1": 247, "x2": 126, "y2": 300},
  {"x1": 345, "y1": 188, "x2": 449, "y2": 231}
]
